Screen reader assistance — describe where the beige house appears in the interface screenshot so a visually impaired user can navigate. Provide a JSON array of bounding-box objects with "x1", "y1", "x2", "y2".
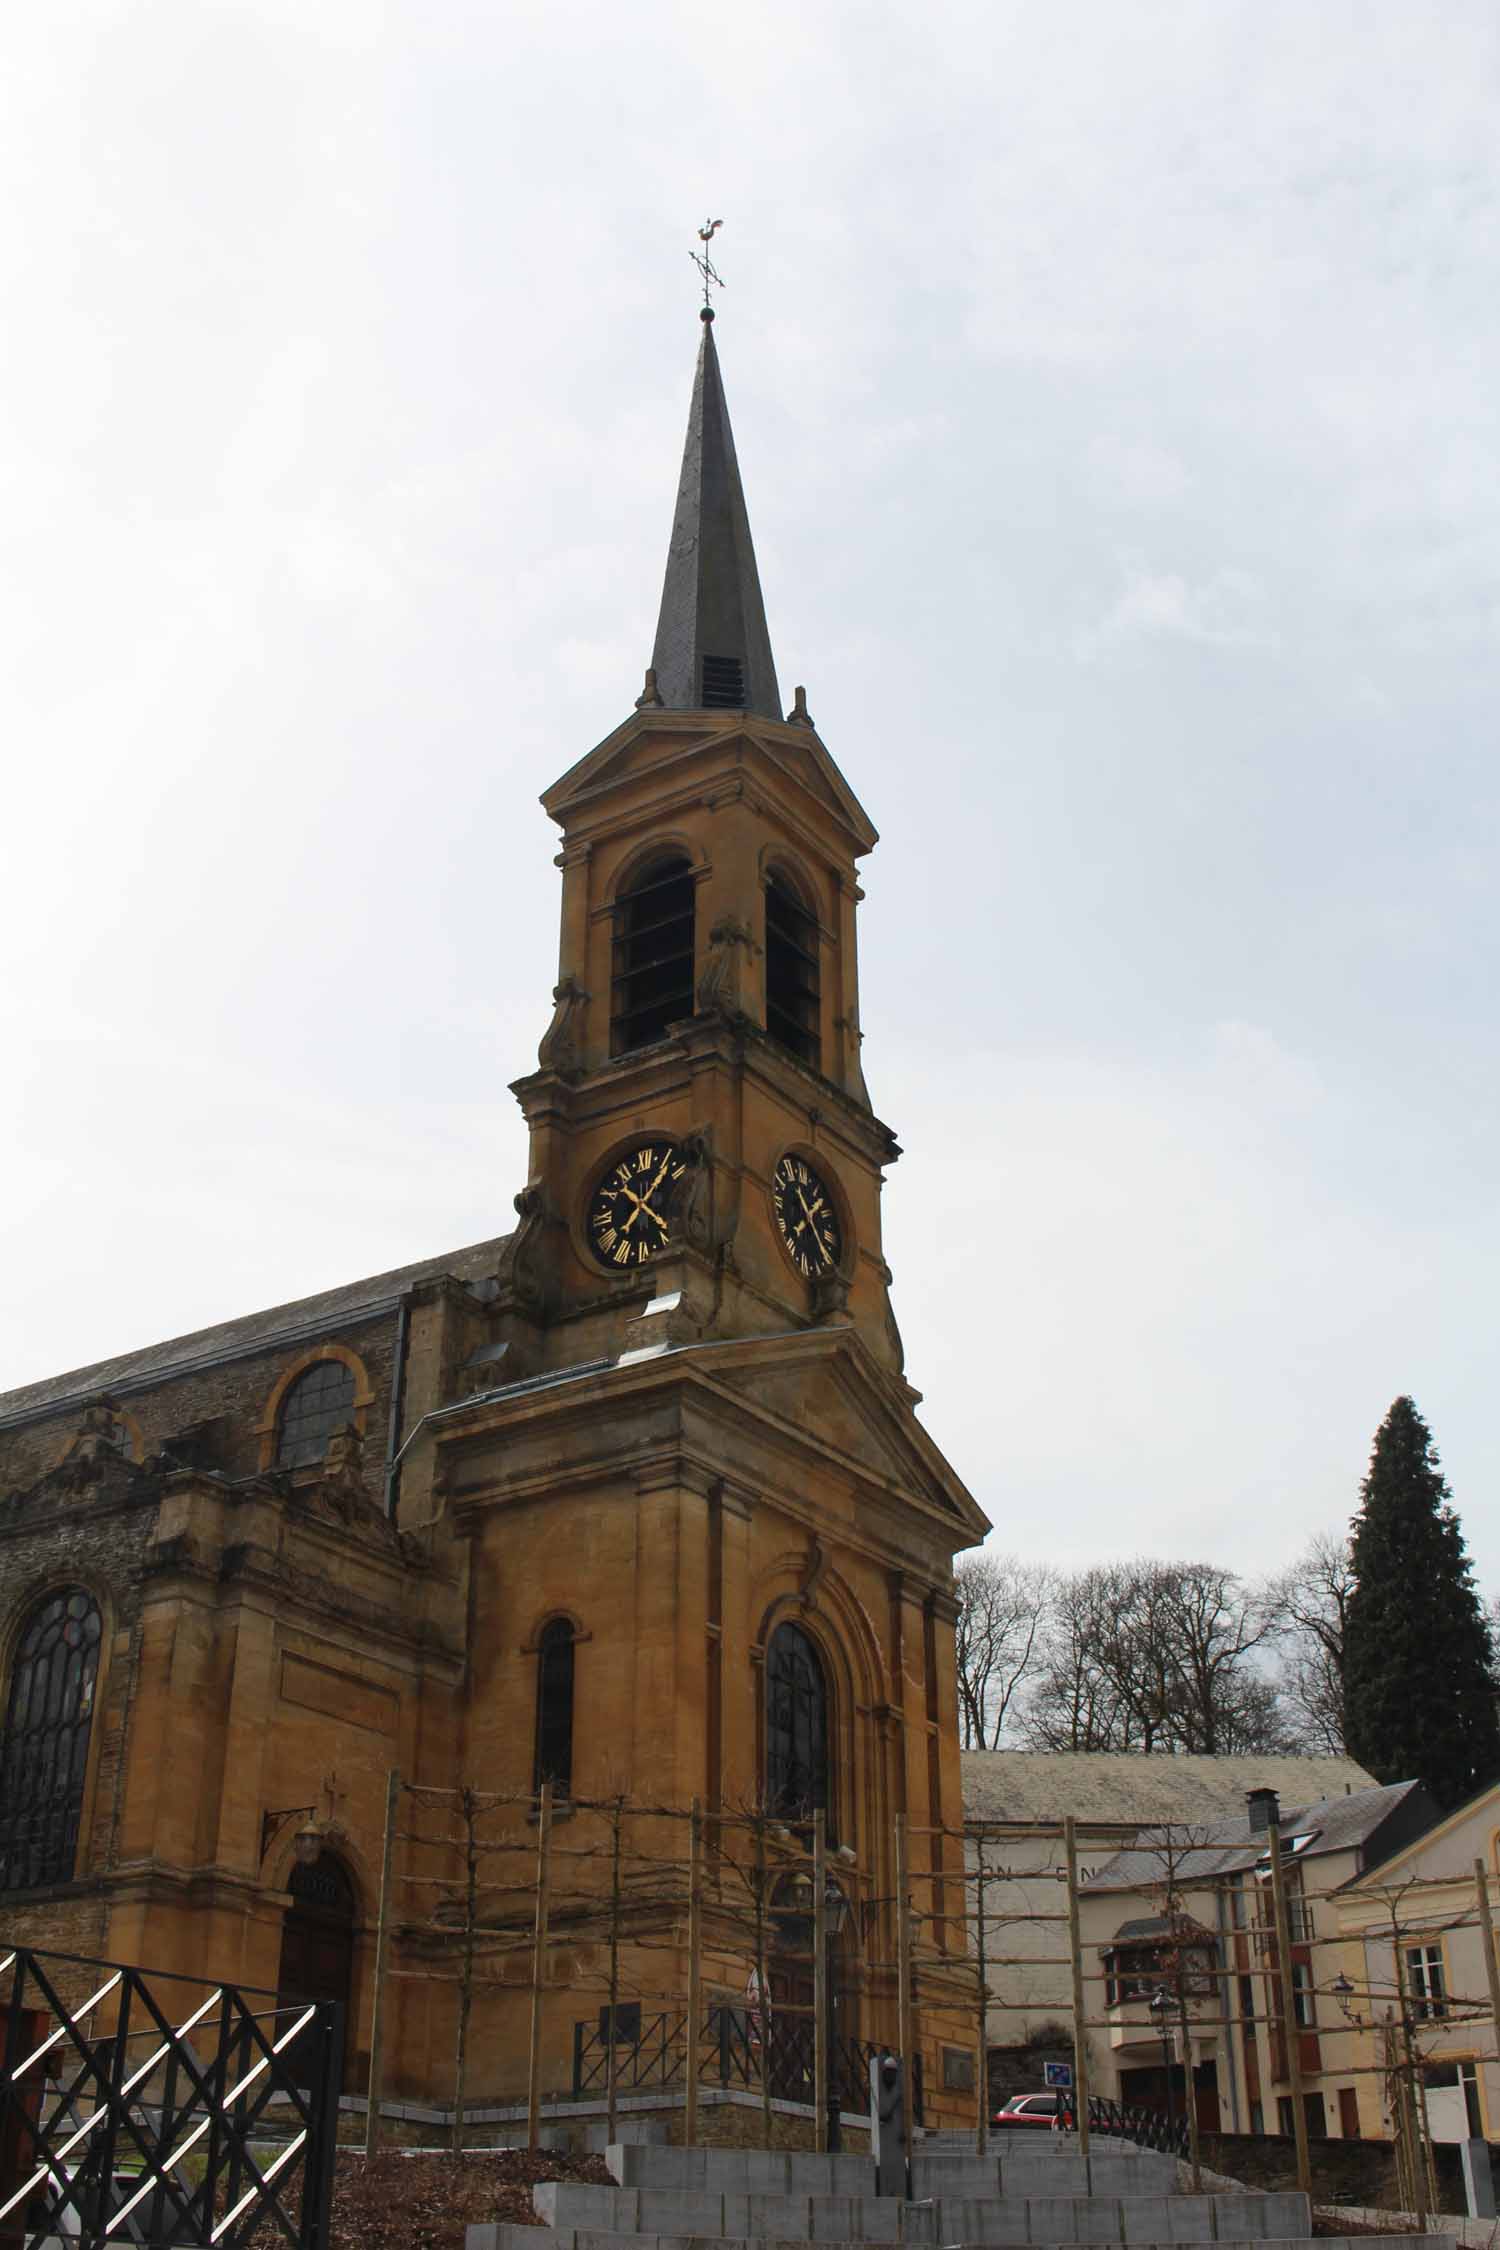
[
  {"x1": 961, "y1": 1750, "x2": 1374, "y2": 2052},
  {"x1": 1075, "y1": 1777, "x2": 1439, "y2": 2136},
  {"x1": 1329, "y1": 1778, "x2": 1500, "y2": 2144}
]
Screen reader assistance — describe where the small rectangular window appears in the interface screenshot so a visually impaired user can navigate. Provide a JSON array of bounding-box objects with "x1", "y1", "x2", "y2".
[
  {"x1": 1407, "y1": 1943, "x2": 1447, "y2": 2021},
  {"x1": 1292, "y1": 1961, "x2": 1316, "y2": 2029},
  {"x1": 942, "y1": 2046, "x2": 976, "y2": 2092}
]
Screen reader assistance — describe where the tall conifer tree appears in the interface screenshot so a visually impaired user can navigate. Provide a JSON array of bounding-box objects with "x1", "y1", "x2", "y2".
[{"x1": 1343, "y1": 1396, "x2": 1500, "y2": 1810}]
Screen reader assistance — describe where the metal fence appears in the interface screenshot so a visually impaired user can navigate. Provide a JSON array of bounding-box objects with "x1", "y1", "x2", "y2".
[
  {"x1": 0, "y1": 1944, "x2": 340, "y2": 2250},
  {"x1": 570, "y1": 2003, "x2": 924, "y2": 2123}
]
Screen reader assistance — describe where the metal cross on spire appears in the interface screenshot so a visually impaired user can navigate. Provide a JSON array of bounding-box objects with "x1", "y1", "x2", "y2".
[{"x1": 691, "y1": 218, "x2": 725, "y2": 316}]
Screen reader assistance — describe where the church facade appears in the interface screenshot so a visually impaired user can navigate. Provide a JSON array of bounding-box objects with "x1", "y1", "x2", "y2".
[{"x1": 0, "y1": 312, "x2": 990, "y2": 2125}]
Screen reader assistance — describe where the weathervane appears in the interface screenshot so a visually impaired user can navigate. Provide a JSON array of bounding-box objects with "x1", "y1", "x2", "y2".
[{"x1": 691, "y1": 218, "x2": 725, "y2": 316}]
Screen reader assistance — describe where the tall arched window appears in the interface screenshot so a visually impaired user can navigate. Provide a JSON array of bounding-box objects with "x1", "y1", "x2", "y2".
[
  {"x1": 611, "y1": 854, "x2": 696, "y2": 1054},
  {"x1": 766, "y1": 1621, "x2": 829, "y2": 1821},
  {"x1": 276, "y1": 1361, "x2": 356, "y2": 1469},
  {"x1": 0, "y1": 1588, "x2": 103, "y2": 1892},
  {"x1": 764, "y1": 871, "x2": 821, "y2": 1071},
  {"x1": 534, "y1": 1619, "x2": 576, "y2": 1797}
]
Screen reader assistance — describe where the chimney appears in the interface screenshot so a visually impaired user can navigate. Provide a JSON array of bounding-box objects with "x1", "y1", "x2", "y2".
[{"x1": 1246, "y1": 1787, "x2": 1280, "y2": 1835}]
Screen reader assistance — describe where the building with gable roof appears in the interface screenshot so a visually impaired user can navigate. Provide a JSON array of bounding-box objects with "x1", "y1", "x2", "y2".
[
  {"x1": 0, "y1": 310, "x2": 990, "y2": 2124},
  {"x1": 1076, "y1": 1775, "x2": 1439, "y2": 2134}
]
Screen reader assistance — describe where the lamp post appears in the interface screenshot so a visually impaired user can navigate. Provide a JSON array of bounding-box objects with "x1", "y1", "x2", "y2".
[
  {"x1": 823, "y1": 1877, "x2": 850, "y2": 2152},
  {"x1": 1150, "y1": 1982, "x2": 1177, "y2": 2134}
]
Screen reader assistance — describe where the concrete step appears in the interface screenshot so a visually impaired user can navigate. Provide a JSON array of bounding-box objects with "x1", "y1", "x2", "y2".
[
  {"x1": 603, "y1": 2148, "x2": 1180, "y2": 2201},
  {"x1": 605, "y1": 2150, "x2": 876, "y2": 2194},
  {"x1": 474, "y1": 2230, "x2": 1444, "y2": 2250},
  {"x1": 911, "y1": 2154, "x2": 1180, "y2": 2198},
  {"x1": 534, "y1": 2184, "x2": 1315, "y2": 2243}
]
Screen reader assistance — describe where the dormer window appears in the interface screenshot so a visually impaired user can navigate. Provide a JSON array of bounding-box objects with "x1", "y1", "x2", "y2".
[
  {"x1": 611, "y1": 854, "x2": 696, "y2": 1054},
  {"x1": 764, "y1": 871, "x2": 821, "y2": 1070}
]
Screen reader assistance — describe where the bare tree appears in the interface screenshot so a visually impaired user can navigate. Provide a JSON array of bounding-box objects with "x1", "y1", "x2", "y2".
[
  {"x1": 1266, "y1": 1532, "x2": 1354, "y2": 1753},
  {"x1": 1020, "y1": 1560, "x2": 1287, "y2": 1754},
  {"x1": 954, "y1": 1552, "x2": 1053, "y2": 1748}
]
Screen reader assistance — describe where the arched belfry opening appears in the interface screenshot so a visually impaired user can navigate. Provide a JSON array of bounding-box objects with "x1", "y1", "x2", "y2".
[
  {"x1": 764, "y1": 871, "x2": 821, "y2": 1070},
  {"x1": 611, "y1": 854, "x2": 696, "y2": 1054},
  {"x1": 276, "y1": 1851, "x2": 356, "y2": 2089}
]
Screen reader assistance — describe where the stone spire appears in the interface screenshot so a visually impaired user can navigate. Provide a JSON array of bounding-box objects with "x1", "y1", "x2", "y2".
[{"x1": 648, "y1": 311, "x2": 782, "y2": 722}]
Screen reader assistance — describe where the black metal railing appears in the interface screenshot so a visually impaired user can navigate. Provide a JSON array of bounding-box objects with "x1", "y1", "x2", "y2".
[
  {"x1": 0, "y1": 1941, "x2": 341, "y2": 2249},
  {"x1": 572, "y1": 2005, "x2": 923, "y2": 2124},
  {"x1": 1057, "y1": 2092, "x2": 1189, "y2": 2157}
]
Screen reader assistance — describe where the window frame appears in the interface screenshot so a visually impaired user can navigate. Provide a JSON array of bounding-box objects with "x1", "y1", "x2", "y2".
[
  {"x1": 765, "y1": 1620, "x2": 831, "y2": 1829},
  {"x1": 533, "y1": 1617, "x2": 577, "y2": 1799},
  {"x1": 257, "y1": 1346, "x2": 372, "y2": 1473},
  {"x1": 274, "y1": 1359, "x2": 358, "y2": 1471},
  {"x1": 1406, "y1": 1940, "x2": 1448, "y2": 2021},
  {"x1": 609, "y1": 851, "x2": 698, "y2": 1056},
  {"x1": 763, "y1": 866, "x2": 822, "y2": 1071},
  {"x1": 0, "y1": 1585, "x2": 106, "y2": 1895}
]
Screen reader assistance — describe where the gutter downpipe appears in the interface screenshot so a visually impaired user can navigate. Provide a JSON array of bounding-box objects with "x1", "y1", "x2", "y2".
[
  {"x1": 1215, "y1": 1881, "x2": 1243, "y2": 2131},
  {"x1": 382, "y1": 1293, "x2": 413, "y2": 1520}
]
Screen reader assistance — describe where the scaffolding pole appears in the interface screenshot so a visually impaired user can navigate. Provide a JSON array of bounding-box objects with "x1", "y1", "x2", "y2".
[
  {"x1": 686, "y1": 1799, "x2": 702, "y2": 2148},
  {"x1": 363, "y1": 1766, "x2": 402, "y2": 2159},
  {"x1": 526, "y1": 1781, "x2": 554, "y2": 2149}
]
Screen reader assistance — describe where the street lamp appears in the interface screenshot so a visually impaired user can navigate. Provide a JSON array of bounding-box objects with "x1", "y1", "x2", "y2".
[
  {"x1": 823, "y1": 1880, "x2": 851, "y2": 2153},
  {"x1": 1148, "y1": 1985, "x2": 1176, "y2": 2135},
  {"x1": 260, "y1": 1805, "x2": 325, "y2": 1865}
]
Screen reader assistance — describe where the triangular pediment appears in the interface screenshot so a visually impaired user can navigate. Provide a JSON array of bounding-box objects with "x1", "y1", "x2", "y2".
[
  {"x1": 688, "y1": 1326, "x2": 987, "y2": 1541},
  {"x1": 543, "y1": 709, "x2": 877, "y2": 855}
]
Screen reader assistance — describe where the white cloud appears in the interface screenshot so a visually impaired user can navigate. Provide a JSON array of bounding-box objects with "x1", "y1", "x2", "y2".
[{"x1": 1075, "y1": 560, "x2": 1274, "y2": 660}]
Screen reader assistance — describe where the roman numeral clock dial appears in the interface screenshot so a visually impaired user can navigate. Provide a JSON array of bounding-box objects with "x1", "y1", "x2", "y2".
[
  {"x1": 587, "y1": 1140, "x2": 687, "y2": 1269},
  {"x1": 772, "y1": 1154, "x2": 844, "y2": 1279}
]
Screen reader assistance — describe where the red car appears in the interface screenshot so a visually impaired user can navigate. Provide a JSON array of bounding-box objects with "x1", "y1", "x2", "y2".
[{"x1": 991, "y1": 2091, "x2": 1065, "y2": 2128}]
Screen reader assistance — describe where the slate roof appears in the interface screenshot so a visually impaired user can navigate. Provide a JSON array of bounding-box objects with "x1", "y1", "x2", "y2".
[
  {"x1": 0, "y1": 1235, "x2": 511, "y2": 1429},
  {"x1": 1079, "y1": 1779, "x2": 1425, "y2": 1895},
  {"x1": 650, "y1": 313, "x2": 782, "y2": 722},
  {"x1": 960, "y1": 1749, "x2": 1376, "y2": 1829}
]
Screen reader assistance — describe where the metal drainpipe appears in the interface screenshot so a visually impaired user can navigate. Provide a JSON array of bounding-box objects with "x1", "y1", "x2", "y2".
[
  {"x1": 1215, "y1": 1880, "x2": 1243, "y2": 2132},
  {"x1": 382, "y1": 1292, "x2": 412, "y2": 1519}
]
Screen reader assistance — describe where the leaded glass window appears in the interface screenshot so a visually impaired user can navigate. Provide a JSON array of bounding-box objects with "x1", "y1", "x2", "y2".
[
  {"x1": 276, "y1": 1361, "x2": 356, "y2": 1469},
  {"x1": 0, "y1": 1588, "x2": 103, "y2": 1891},
  {"x1": 534, "y1": 1619, "x2": 575, "y2": 1796},
  {"x1": 766, "y1": 1621, "x2": 828, "y2": 1821}
]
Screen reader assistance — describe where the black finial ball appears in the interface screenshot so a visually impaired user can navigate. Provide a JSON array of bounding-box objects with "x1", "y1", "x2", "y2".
[{"x1": 700, "y1": 305, "x2": 715, "y2": 323}]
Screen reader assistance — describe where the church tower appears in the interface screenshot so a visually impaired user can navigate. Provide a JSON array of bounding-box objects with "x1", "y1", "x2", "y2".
[
  {"x1": 499, "y1": 309, "x2": 908, "y2": 1374},
  {"x1": 419, "y1": 308, "x2": 990, "y2": 2111}
]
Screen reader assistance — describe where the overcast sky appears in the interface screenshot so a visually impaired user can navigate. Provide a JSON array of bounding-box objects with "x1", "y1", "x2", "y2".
[{"x1": 4, "y1": 2, "x2": 1497, "y2": 1593}]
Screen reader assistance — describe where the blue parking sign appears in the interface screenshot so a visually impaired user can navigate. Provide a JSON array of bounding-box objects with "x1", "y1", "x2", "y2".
[{"x1": 1044, "y1": 2061, "x2": 1074, "y2": 2090}]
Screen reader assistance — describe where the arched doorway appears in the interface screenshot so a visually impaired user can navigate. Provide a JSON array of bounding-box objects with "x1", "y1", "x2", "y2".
[{"x1": 276, "y1": 1852, "x2": 356, "y2": 2088}]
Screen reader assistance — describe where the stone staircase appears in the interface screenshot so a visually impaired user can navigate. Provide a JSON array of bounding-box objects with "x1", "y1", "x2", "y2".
[{"x1": 465, "y1": 2133, "x2": 1453, "y2": 2250}]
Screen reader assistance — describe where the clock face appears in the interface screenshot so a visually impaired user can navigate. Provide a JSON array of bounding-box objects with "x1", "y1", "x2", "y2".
[
  {"x1": 588, "y1": 1139, "x2": 687, "y2": 1269},
  {"x1": 772, "y1": 1153, "x2": 843, "y2": 1278}
]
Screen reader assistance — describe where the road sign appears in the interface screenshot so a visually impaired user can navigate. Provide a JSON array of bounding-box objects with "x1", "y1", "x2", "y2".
[{"x1": 1044, "y1": 2060, "x2": 1074, "y2": 2090}]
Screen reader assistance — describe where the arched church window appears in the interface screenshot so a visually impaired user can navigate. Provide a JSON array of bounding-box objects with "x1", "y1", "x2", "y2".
[
  {"x1": 766, "y1": 1621, "x2": 829, "y2": 1822},
  {"x1": 764, "y1": 871, "x2": 821, "y2": 1071},
  {"x1": 611, "y1": 854, "x2": 696, "y2": 1054},
  {"x1": 0, "y1": 1587, "x2": 103, "y2": 1892},
  {"x1": 276, "y1": 1360, "x2": 356, "y2": 1469},
  {"x1": 534, "y1": 1618, "x2": 575, "y2": 1797}
]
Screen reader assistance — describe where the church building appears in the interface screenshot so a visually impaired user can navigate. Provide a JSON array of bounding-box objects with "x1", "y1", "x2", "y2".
[{"x1": 0, "y1": 310, "x2": 990, "y2": 2125}]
